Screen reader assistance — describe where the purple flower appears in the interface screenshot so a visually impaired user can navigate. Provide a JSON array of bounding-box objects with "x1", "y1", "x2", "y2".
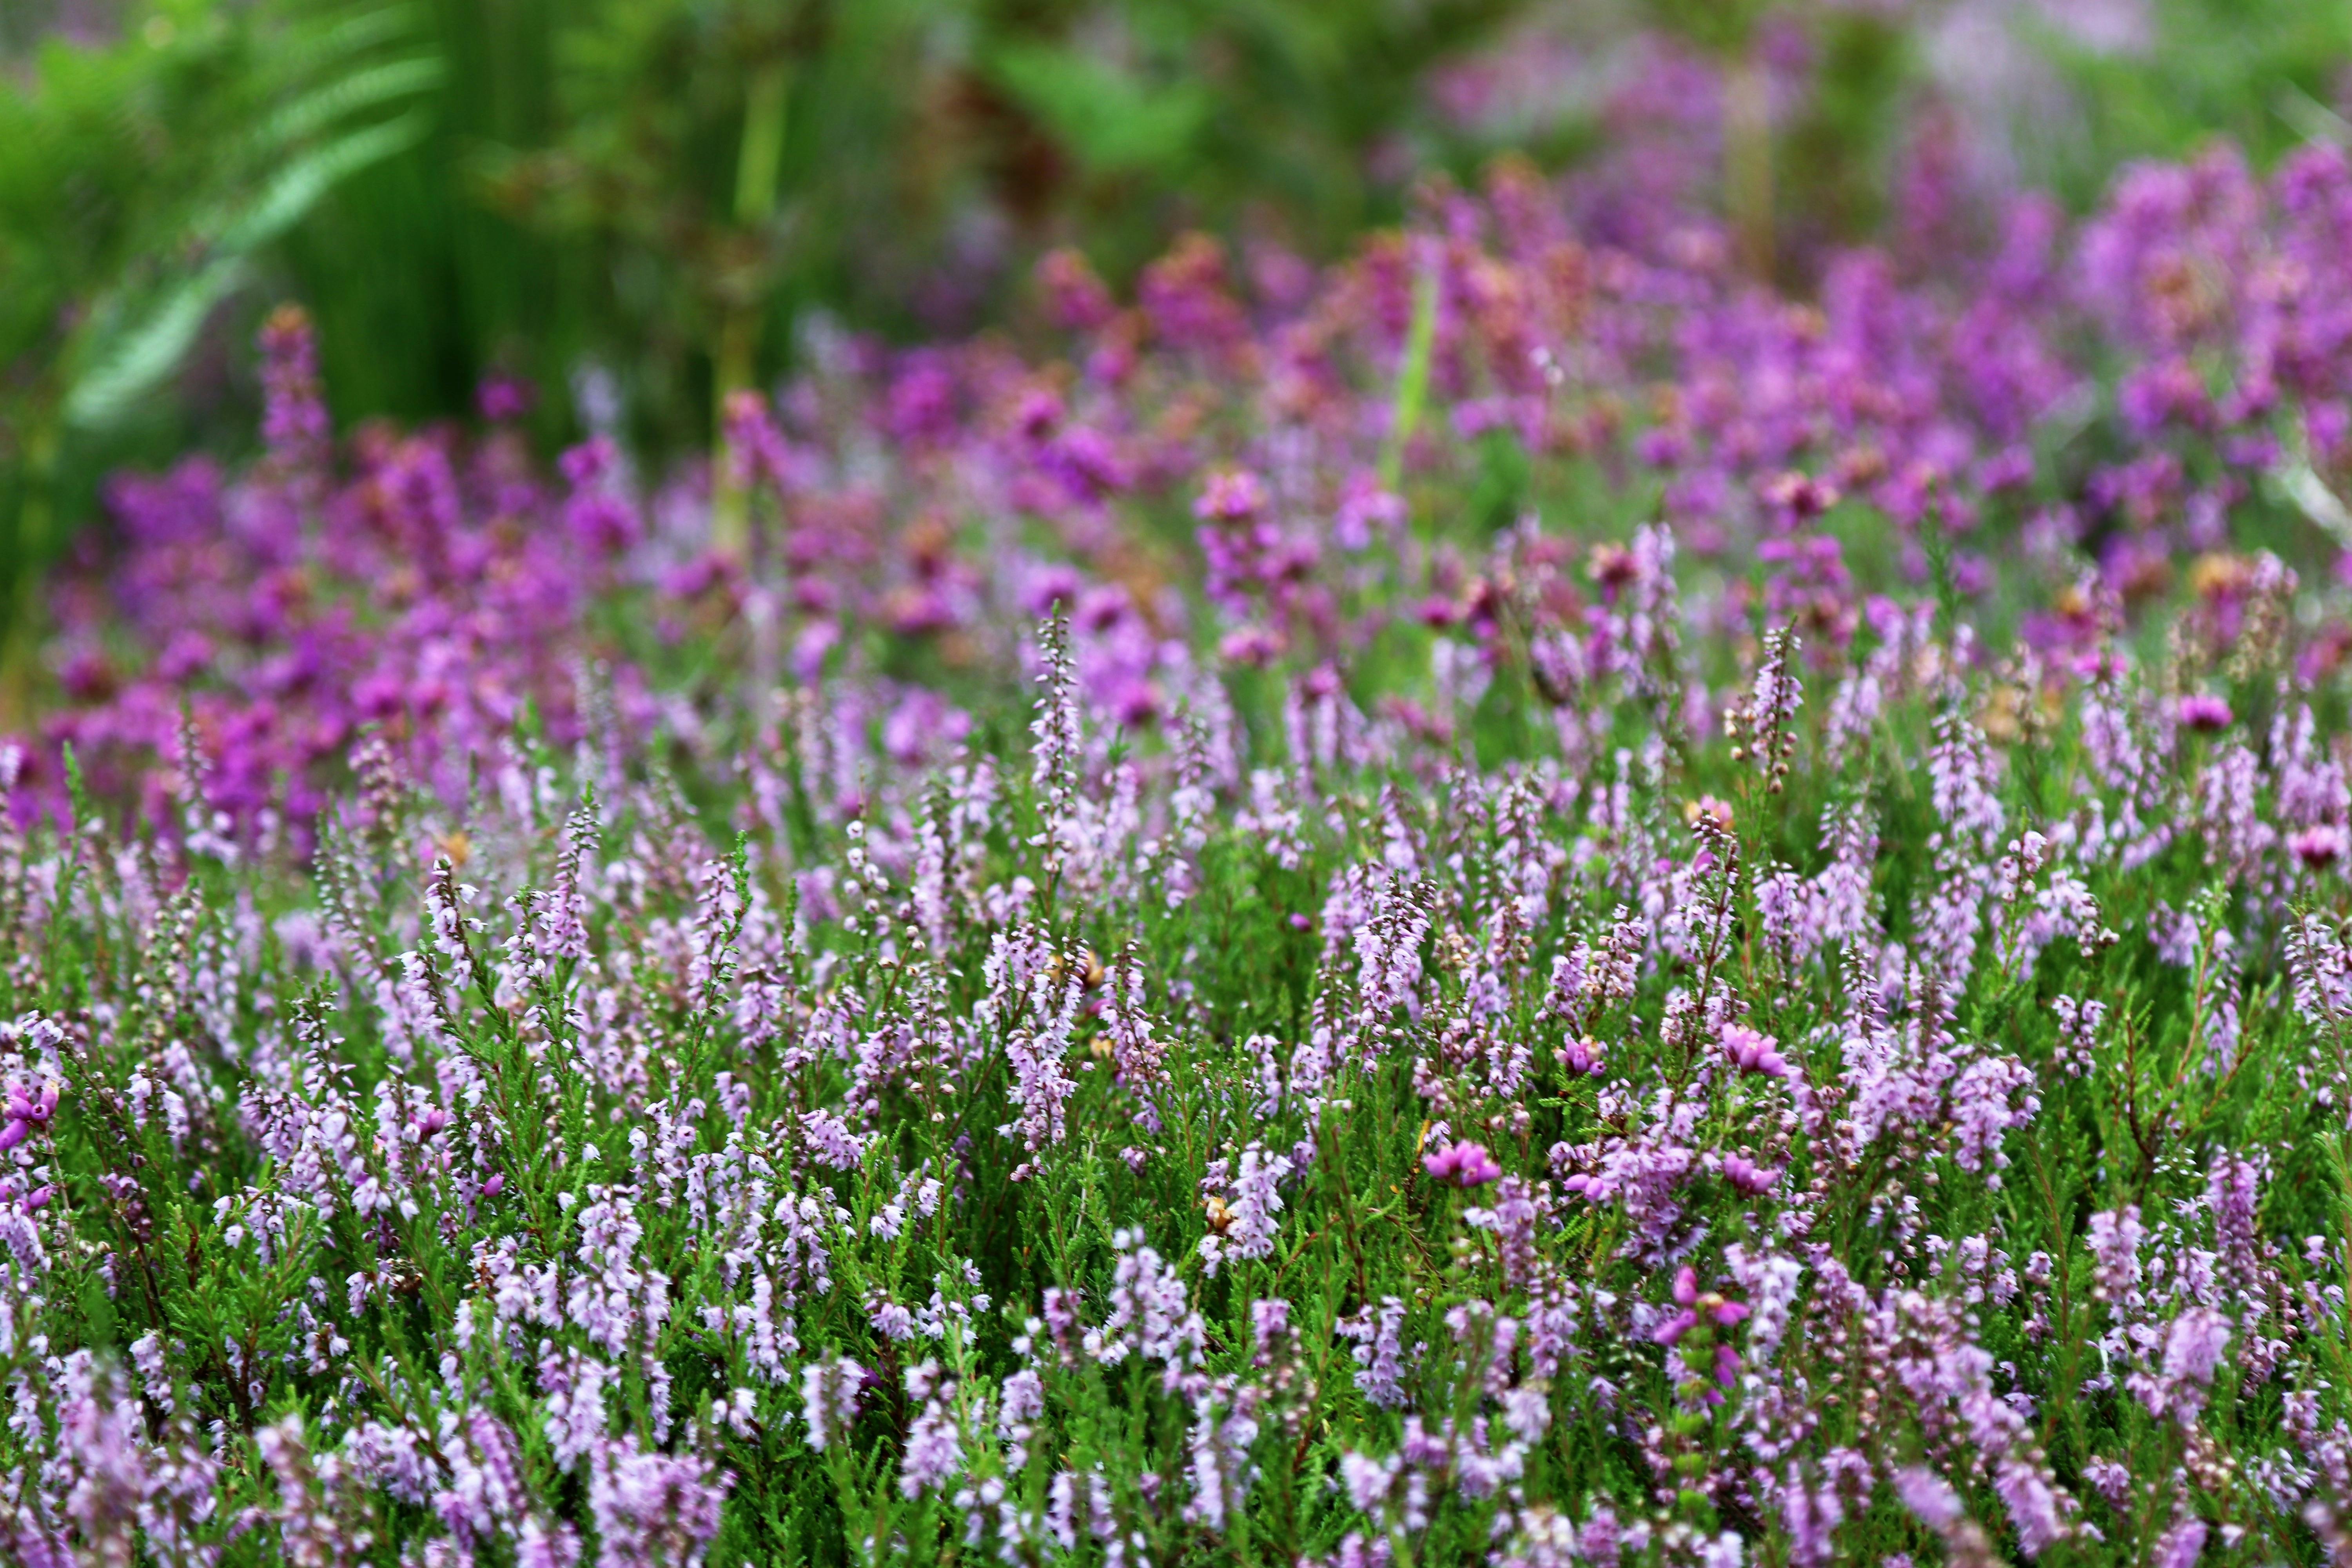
[
  {"x1": 1250, "y1": 1298, "x2": 1292, "y2": 1363},
  {"x1": 1722, "y1": 1155, "x2": 1779, "y2": 1196},
  {"x1": 1719, "y1": 1025, "x2": 1793, "y2": 1079},
  {"x1": 1336, "y1": 1298, "x2": 1408, "y2": 1408},
  {"x1": 476, "y1": 372, "x2": 535, "y2": 423},
  {"x1": 2292, "y1": 823, "x2": 2348, "y2": 869},
  {"x1": 259, "y1": 304, "x2": 330, "y2": 460},
  {"x1": 1561, "y1": 1036, "x2": 1606, "y2": 1077},
  {"x1": 800, "y1": 1357, "x2": 866, "y2": 1452},
  {"x1": 1200, "y1": 1144, "x2": 1292, "y2": 1276},
  {"x1": 1760, "y1": 468, "x2": 1841, "y2": 526},
  {"x1": 897, "y1": 1361, "x2": 965, "y2": 1498},
  {"x1": 1651, "y1": 1267, "x2": 1752, "y2": 1410},
  {"x1": 21, "y1": 116, "x2": 2352, "y2": 1567},
  {"x1": 2163, "y1": 1309, "x2": 2231, "y2": 1385},
  {"x1": 1894, "y1": 1468, "x2": 1964, "y2": 1532},
  {"x1": 2154, "y1": 1518, "x2": 2208, "y2": 1568},
  {"x1": 0, "y1": 1081, "x2": 59, "y2": 1153},
  {"x1": 1423, "y1": 1141, "x2": 1503, "y2": 1187},
  {"x1": 1653, "y1": 1266, "x2": 1751, "y2": 1347},
  {"x1": 2134, "y1": 1306, "x2": 2234, "y2": 1424},
  {"x1": 587, "y1": 1434, "x2": 729, "y2": 1566},
  {"x1": 1036, "y1": 246, "x2": 1114, "y2": 330},
  {"x1": 7, "y1": 1082, "x2": 58, "y2": 1126},
  {"x1": 1194, "y1": 468, "x2": 1268, "y2": 524},
  {"x1": 2177, "y1": 692, "x2": 2233, "y2": 732}
]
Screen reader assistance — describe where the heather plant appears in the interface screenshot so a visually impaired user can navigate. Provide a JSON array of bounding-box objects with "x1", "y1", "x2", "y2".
[
  {"x1": 8, "y1": 547, "x2": 2352, "y2": 1564},
  {"x1": 34, "y1": 133, "x2": 2352, "y2": 835},
  {"x1": 16, "y1": 131, "x2": 2352, "y2": 1566}
]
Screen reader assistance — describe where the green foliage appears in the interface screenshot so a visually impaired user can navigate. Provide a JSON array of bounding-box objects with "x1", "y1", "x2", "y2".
[
  {"x1": 470, "y1": 0, "x2": 957, "y2": 455},
  {"x1": 1639, "y1": 0, "x2": 1772, "y2": 61},
  {"x1": 0, "y1": 0, "x2": 1548, "y2": 676},
  {"x1": 978, "y1": 0, "x2": 1525, "y2": 269},
  {"x1": 2031, "y1": 0, "x2": 2352, "y2": 207},
  {"x1": 1777, "y1": 5, "x2": 1913, "y2": 248},
  {"x1": 0, "y1": 0, "x2": 446, "y2": 701}
]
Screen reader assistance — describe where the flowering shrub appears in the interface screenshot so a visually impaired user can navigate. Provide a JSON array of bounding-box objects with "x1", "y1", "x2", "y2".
[{"x1": 10, "y1": 140, "x2": 2352, "y2": 1564}]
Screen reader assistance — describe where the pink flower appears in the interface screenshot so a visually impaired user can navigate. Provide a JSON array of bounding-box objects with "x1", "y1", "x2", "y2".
[
  {"x1": 7, "y1": 1083, "x2": 58, "y2": 1126},
  {"x1": 1895, "y1": 1467, "x2": 1964, "y2": 1532},
  {"x1": 1195, "y1": 469, "x2": 1268, "y2": 524},
  {"x1": 2177, "y1": 692, "x2": 2232, "y2": 732},
  {"x1": 2292, "y1": 823, "x2": 2348, "y2": 869},
  {"x1": 1720, "y1": 1025, "x2": 1793, "y2": 1079},
  {"x1": 1423, "y1": 1141, "x2": 1503, "y2": 1187},
  {"x1": 0, "y1": 1082, "x2": 57, "y2": 1154},
  {"x1": 475, "y1": 372, "x2": 535, "y2": 423},
  {"x1": 1722, "y1": 1154, "x2": 1779, "y2": 1196},
  {"x1": 1654, "y1": 1266, "x2": 1751, "y2": 1346},
  {"x1": 1760, "y1": 469, "x2": 1841, "y2": 525}
]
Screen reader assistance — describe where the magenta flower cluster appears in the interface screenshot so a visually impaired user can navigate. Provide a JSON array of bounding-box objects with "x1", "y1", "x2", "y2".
[
  {"x1": 0, "y1": 1083, "x2": 56, "y2": 1155},
  {"x1": 1424, "y1": 1140, "x2": 1504, "y2": 1188},
  {"x1": 28, "y1": 128, "x2": 2352, "y2": 839}
]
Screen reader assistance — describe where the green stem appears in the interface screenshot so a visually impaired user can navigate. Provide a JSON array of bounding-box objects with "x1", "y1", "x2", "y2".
[
  {"x1": 712, "y1": 60, "x2": 791, "y2": 561},
  {"x1": 1724, "y1": 48, "x2": 1774, "y2": 280},
  {"x1": 1379, "y1": 263, "x2": 1439, "y2": 499},
  {"x1": 0, "y1": 417, "x2": 58, "y2": 726}
]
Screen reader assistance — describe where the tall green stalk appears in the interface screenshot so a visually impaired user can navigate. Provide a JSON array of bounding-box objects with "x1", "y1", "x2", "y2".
[
  {"x1": 1724, "y1": 48, "x2": 1774, "y2": 280},
  {"x1": 711, "y1": 58, "x2": 791, "y2": 561},
  {"x1": 0, "y1": 419, "x2": 57, "y2": 732}
]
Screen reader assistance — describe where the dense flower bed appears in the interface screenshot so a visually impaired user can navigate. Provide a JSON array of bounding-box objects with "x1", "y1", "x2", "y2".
[{"x1": 8, "y1": 140, "x2": 2352, "y2": 1564}]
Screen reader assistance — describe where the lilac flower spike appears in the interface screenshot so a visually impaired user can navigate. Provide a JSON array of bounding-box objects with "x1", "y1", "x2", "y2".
[{"x1": 801, "y1": 1357, "x2": 867, "y2": 1452}]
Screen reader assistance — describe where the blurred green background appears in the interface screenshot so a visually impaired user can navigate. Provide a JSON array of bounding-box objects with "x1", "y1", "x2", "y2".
[{"x1": 2, "y1": 0, "x2": 2347, "y2": 697}]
